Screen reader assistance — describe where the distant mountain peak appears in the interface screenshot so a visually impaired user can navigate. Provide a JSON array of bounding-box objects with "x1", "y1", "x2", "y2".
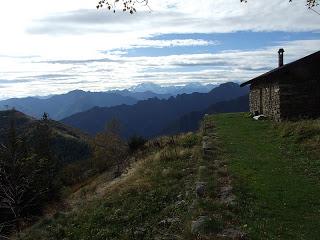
[
  {"x1": 67, "y1": 90, "x2": 86, "y2": 95},
  {"x1": 129, "y1": 82, "x2": 217, "y2": 95}
]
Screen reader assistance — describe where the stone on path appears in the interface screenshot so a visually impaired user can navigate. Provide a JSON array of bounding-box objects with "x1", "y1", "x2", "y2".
[
  {"x1": 217, "y1": 228, "x2": 247, "y2": 239},
  {"x1": 191, "y1": 216, "x2": 211, "y2": 234},
  {"x1": 195, "y1": 182, "x2": 207, "y2": 198},
  {"x1": 202, "y1": 141, "x2": 213, "y2": 151},
  {"x1": 219, "y1": 185, "x2": 236, "y2": 205}
]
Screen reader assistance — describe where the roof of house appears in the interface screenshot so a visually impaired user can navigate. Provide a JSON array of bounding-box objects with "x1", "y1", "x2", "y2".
[{"x1": 240, "y1": 50, "x2": 320, "y2": 87}]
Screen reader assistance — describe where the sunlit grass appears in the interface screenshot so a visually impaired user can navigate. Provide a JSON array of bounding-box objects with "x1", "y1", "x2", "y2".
[{"x1": 214, "y1": 113, "x2": 320, "y2": 239}]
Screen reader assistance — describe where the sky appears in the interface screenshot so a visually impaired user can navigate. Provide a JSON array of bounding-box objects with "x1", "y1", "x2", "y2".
[{"x1": 0, "y1": 0, "x2": 319, "y2": 100}]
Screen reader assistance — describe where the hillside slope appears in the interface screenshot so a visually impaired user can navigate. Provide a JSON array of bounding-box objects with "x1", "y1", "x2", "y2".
[
  {"x1": 18, "y1": 113, "x2": 320, "y2": 239},
  {"x1": 62, "y1": 82, "x2": 249, "y2": 138},
  {"x1": 20, "y1": 118, "x2": 243, "y2": 240},
  {"x1": 0, "y1": 110, "x2": 91, "y2": 164}
]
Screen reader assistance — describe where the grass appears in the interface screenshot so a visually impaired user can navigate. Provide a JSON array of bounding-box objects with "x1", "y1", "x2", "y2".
[
  {"x1": 20, "y1": 126, "x2": 241, "y2": 239},
  {"x1": 276, "y1": 119, "x2": 320, "y2": 178},
  {"x1": 213, "y1": 113, "x2": 320, "y2": 239},
  {"x1": 20, "y1": 133, "x2": 207, "y2": 240},
  {"x1": 20, "y1": 112, "x2": 320, "y2": 239}
]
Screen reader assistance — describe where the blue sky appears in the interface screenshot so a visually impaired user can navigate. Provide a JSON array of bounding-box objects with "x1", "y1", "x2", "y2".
[
  {"x1": 126, "y1": 32, "x2": 320, "y2": 57},
  {"x1": 0, "y1": 0, "x2": 319, "y2": 99}
]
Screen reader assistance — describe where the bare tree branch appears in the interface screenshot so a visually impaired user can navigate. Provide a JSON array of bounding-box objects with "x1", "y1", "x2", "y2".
[
  {"x1": 96, "y1": 0, "x2": 150, "y2": 14},
  {"x1": 241, "y1": 0, "x2": 319, "y2": 9},
  {"x1": 97, "y1": 0, "x2": 319, "y2": 14},
  {"x1": 310, "y1": 7, "x2": 320, "y2": 15}
]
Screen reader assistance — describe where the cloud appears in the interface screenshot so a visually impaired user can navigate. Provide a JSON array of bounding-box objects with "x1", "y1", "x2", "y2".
[
  {"x1": 0, "y1": 79, "x2": 32, "y2": 85},
  {"x1": 12, "y1": 74, "x2": 80, "y2": 84},
  {"x1": 27, "y1": 2, "x2": 320, "y2": 36},
  {"x1": 130, "y1": 39, "x2": 220, "y2": 48},
  {"x1": 23, "y1": 74, "x2": 76, "y2": 79},
  {"x1": 0, "y1": 0, "x2": 319, "y2": 99},
  {"x1": 0, "y1": 54, "x2": 40, "y2": 59},
  {"x1": 1, "y1": 38, "x2": 319, "y2": 99},
  {"x1": 26, "y1": 9, "x2": 197, "y2": 35},
  {"x1": 40, "y1": 58, "x2": 122, "y2": 65}
]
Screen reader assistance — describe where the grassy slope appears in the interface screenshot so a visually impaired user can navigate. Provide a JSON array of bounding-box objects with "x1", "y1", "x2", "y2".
[
  {"x1": 19, "y1": 112, "x2": 320, "y2": 239},
  {"x1": 20, "y1": 134, "x2": 203, "y2": 239},
  {"x1": 20, "y1": 123, "x2": 242, "y2": 239},
  {"x1": 213, "y1": 113, "x2": 320, "y2": 239}
]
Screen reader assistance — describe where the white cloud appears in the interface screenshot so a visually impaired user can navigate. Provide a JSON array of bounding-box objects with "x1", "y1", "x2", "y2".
[
  {"x1": 0, "y1": 0, "x2": 319, "y2": 57},
  {"x1": 130, "y1": 39, "x2": 220, "y2": 48},
  {"x1": 0, "y1": 0, "x2": 319, "y2": 99},
  {"x1": 1, "y1": 38, "x2": 319, "y2": 100}
]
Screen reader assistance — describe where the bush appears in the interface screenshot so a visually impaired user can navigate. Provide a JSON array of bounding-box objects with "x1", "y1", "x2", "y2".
[
  {"x1": 60, "y1": 159, "x2": 94, "y2": 186},
  {"x1": 180, "y1": 133, "x2": 201, "y2": 148},
  {"x1": 128, "y1": 135, "x2": 147, "y2": 153},
  {"x1": 92, "y1": 119, "x2": 128, "y2": 174}
]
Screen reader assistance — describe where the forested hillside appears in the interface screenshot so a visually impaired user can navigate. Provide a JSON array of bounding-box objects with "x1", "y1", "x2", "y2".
[
  {"x1": 161, "y1": 95, "x2": 249, "y2": 135},
  {"x1": 0, "y1": 110, "x2": 91, "y2": 164}
]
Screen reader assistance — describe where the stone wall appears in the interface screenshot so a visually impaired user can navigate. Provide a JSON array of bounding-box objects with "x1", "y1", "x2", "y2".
[
  {"x1": 249, "y1": 75, "x2": 320, "y2": 121},
  {"x1": 249, "y1": 81, "x2": 281, "y2": 121},
  {"x1": 279, "y1": 78, "x2": 320, "y2": 119}
]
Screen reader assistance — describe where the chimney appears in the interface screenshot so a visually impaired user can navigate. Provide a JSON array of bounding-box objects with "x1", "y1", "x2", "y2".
[{"x1": 278, "y1": 48, "x2": 284, "y2": 67}]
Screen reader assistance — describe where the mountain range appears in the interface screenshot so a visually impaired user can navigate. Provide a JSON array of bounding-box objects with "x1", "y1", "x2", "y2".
[
  {"x1": 0, "y1": 82, "x2": 215, "y2": 120},
  {"x1": 0, "y1": 90, "x2": 168, "y2": 120},
  {"x1": 0, "y1": 82, "x2": 248, "y2": 141},
  {"x1": 129, "y1": 82, "x2": 217, "y2": 95},
  {"x1": 62, "y1": 82, "x2": 249, "y2": 138}
]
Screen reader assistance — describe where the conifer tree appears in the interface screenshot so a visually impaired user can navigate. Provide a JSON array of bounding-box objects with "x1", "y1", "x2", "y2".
[{"x1": 33, "y1": 113, "x2": 59, "y2": 200}]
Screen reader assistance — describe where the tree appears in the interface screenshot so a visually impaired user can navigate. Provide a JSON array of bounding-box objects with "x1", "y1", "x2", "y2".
[
  {"x1": 0, "y1": 112, "x2": 60, "y2": 237},
  {"x1": 0, "y1": 114, "x2": 26, "y2": 236},
  {"x1": 0, "y1": 116, "x2": 41, "y2": 236},
  {"x1": 128, "y1": 135, "x2": 147, "y2": 153},
  {"x1": 32, "y1": 113, "x2": 59, "y2": 200},
  {"x1": 92, "y1": 119, "x2": 128, "y2": 177}
]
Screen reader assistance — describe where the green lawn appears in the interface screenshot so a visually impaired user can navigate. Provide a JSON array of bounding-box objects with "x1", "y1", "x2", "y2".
[{"x1": 213, "y1": 113, "x2": 320, "y2": 240}]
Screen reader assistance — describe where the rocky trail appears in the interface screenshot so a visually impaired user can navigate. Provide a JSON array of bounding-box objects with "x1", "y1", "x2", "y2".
[{"x1": 190, "y1": 116, "x2": 246, "y2": 239}]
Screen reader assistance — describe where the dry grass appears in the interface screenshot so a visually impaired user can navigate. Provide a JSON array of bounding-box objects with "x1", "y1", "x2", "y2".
[
  {"x1": 276, "y1": 119, "x2": 320, "y2": 156},
  {"x1": 20, "y1": 133, "x2": 204, "y2": 240}
]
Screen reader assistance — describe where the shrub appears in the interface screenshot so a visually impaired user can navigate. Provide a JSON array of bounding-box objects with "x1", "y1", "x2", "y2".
[
  {"x1": 180, "y1": 133, "x2": 201, "y2": 148},
  {"x1": 92, "y1": 119, "x2": 128, "y2": 174},
  {"x1": 128, "y1": 135, "x2": 147, "y2": 153}
]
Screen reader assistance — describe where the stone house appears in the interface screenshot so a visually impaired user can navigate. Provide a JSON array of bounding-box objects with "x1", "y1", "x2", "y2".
[{"x1": 240, "y1": 49, "x2": 320, "y2": 121}]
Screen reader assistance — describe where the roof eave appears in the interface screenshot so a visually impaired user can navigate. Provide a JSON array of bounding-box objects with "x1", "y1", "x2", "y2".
[{"x1": 240, "y1": 81, "x2": 252, "y2": 87}]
